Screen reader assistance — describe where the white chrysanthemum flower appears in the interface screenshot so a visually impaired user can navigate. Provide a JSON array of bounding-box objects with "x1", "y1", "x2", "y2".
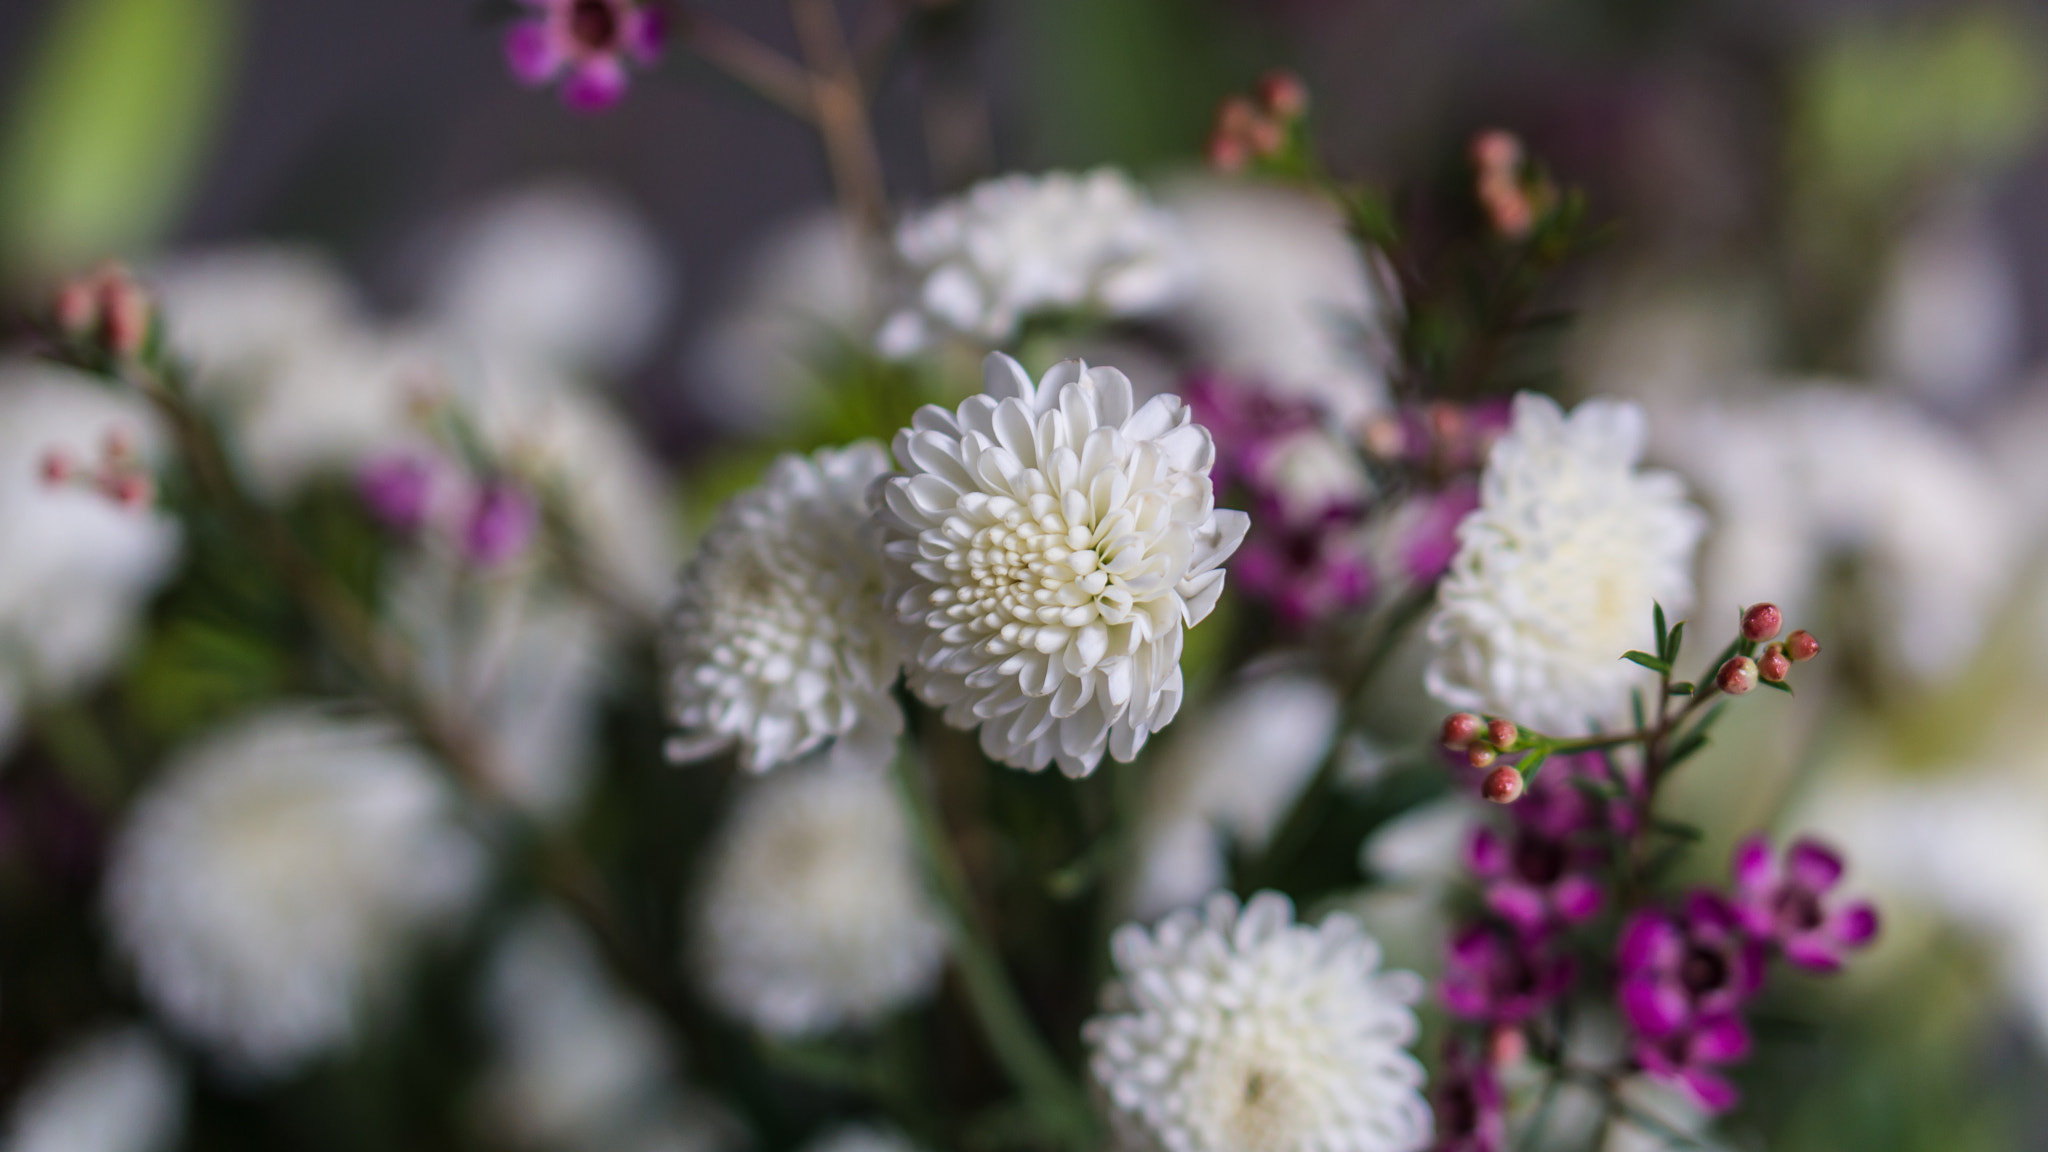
[
  {"x1": 877, "y1": 169, "x2": 1189, "y2": 356},
  {"x1": 1084, "y1": 891, "x2": 1431, "y2": 1152},
  {"x1": 692, "y1": 762, "x2": 946, "y2": 1036},
  {"x1": 1128, "y1": 674, "x2": 1338, "y2": 920},
  {"x1": 798, "y1": 1125, "x2": 921, "y2": 1152},
  {"x1": 0, "y1": 363, "x2": 180, "y2": 749},
  {"x1": 667, "y1": 444, "x2": 901, "y2": 773},
  {"x1": 476, "y1": 909, "x2": 737, "y2": 1152},
  {"x1": 2, "y1": 1028, "x2": 183, "y2": 1152},
  {"x1": 150, "y1": 246, "x2": 361, "y2": 388},
  {"x1": 1427, "y1": 393, "x2": 1704, "y2": 735},
  {"x1": 105, "y1": 709, "x2": 484, "y2": 1078},
  {"x1": 874, "y1": 354, "x2": 1248, "y2": 776}
]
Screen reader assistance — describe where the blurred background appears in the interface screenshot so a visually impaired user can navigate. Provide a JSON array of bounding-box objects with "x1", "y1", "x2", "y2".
[{"x1": 4, "y1": 0, "x2": 2048, "y2": 1149}]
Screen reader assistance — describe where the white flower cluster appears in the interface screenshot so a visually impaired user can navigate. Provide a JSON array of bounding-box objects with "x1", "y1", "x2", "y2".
[
  {"x1": 1, "y1": 1028, "x2": 183, "y2": 1152},
  {"x1": 1085, "y1": 891, "x2": 1432, "y2": 1152},
  {"x1": 104, "y1": 709, "x2": 484, "y2": 1077},
  {"x1": 877, "y1": 169, "x2": 1189, "y2": 356},
  {"x1": 692, "y1": 761, "x2": 947, "y2": 1036},
  {"x1": 667, "y1": 444, "x2": 902, "y2": 773},
  {"x1": 874, "y1": 354, "x2": 1248, "y2": 776},
  {"x1": 1428, "y1": 392, "x2": 1705, "y2": 734},
  {"x1": 0, "y1": 363, "x2": 180, "y2": 751}
]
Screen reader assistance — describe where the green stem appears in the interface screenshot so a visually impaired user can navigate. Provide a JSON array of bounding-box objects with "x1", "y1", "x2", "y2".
[{"x1": 889, "y1": 749, "x2": 1095, "y2": 1146}]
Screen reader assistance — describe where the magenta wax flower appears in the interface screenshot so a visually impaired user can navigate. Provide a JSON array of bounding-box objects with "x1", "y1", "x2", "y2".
[
  {"x1": 358, "y1": 454, "x2": 437, "y2": 532},
  {"x1": 1432, "y1": 1038, "x2": 1506, "y2": 1152},
  {"x1": 462, "y1": 480, "x2": 538, "y2": 567},
  {"x1": 1466, "y1": 822, "x2": 1603, "y2": 937},
  {"x1": 1440, "y1": 922, "x2": 1574, "y2": 1025},
  {"x1": 1634, "y1": 1014, "x2": 1752, "y2": 1114},
  {"x1": 1617, "y1": 892, "x2": 1764, "y2": 1039},
  {"x1": 505, "y1": 0, "x2": 664, "y2": 111},
  {"x1": 1398, "y1": 481, "x2": 1479, "y2": 584},
  {"x1": 1231, "y1": 508, "x2": 1375, "y2": 625},
  {"x1": 1730, "y1": 835, "x2": 1879, "y2": 971}
]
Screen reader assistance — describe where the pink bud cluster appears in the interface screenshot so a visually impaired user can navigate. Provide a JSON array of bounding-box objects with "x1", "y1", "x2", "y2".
[
  {"x1": 359, "y1": 452, "x2": 538, "y2": 570},
  {"x1": 1714, "y1": 603, "x2": 1820, "y2": 696},
  {"x1": 51, "y1": 264, "x2": 153, "y2": 360},
  {"x1": 1207, "y1": 71, "x2": 1310, "y2": 173},
  {"x1": 40, "y1": 429, "x2": 154, "y2": 511},
  {"x1": 1440, "y1": 712, "x2": 1528, "y2": 805},
  {"x1": 1470, "y1": 129, "x2": 1552, "y2": 240}
]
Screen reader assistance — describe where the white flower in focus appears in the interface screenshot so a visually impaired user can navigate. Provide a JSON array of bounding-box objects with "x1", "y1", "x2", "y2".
[
  {"x1": 878, "y1": 169, "x2": 1188, "y2": 356},
  {"x1": 426, "y1": 180, "x2": 675, "y2": 375},
  {"x1": 1164, "y1": 180, "x2": 1393, "y2": 427},
  {"x1": 0, "y1": 363, "x2": 180, "y2": 749},
  {"x1": 105, "y1": 709, "x2": 484, "y2": 1077},
  {"x1": 476, "y1": 909, "x2": 736, "y2": 1152},
  {"x1": 1129, "y1": 674, "x2": 1338, "y2": 920},
  {"x1": 692, "y1": 762, "x2": 946, "y2": 1037},
  {"x1": 1084, "y1": 891, "x2": 1431, "y2": 1152},
  {"x1": 667, "y1": 444, "x2": 901, "y2": 773},
  {"x1": 875, "y1": 354, "x2": 1248, "y2": 776},
  {"x1": 798, "y1": 1126, "x2": 920, "y2": 1152},
  {"x1": 1427, "y1": 393, "x2": 1704, "y2": 735},
  {"x1": 2, "y1": 1028, "x2": 183, "y2": 1152}
]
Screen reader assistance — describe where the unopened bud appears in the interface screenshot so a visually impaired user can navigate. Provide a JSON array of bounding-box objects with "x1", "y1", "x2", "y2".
[
  {"x1": 1481, "y1": 765, "x2": 1524, "y2": 804},
  {"x1": 101, "y1": 471, "x2": 153, "y2": 510},
  {"x1": 1441, "y1": 712, "x2": 1483, "y2": 749},
  {"x1": 1758, "y1": 644, "x2": 1791, "y2": 683},
  {"x1": 1206, "y1": 130, "x2": 1249, "y2": 173},
  {"x1": 1467, "y1": 743, "x2": 1498, "y2": 770},
  {"x1": 1488, "y1": 1024, "x2": 1527, "y2": 1067},
  {"x1": 100, "y1": 276, "x2": 153, "y2": 359},
  {"x1": 1785, "y1": 630, "x2": 1820, "y2": 662},
  {"x1": 1471, "y1": 129, "x2": 1522, "y2": 175},
  {"x1": 1361, "y1": 414, "x2": 1407, "y2": 460},
  {"x1": 1256, "y1": 70, "x2": 1309, "y2": 119},
  {"x1": 1717, "y1": 655, "x2": 1758, "y2": 696},
  {"x1": 1486, "y1": 718, "x2": 1518, "y2": 750},
  {"x1": 40, "y1": 449, "x2": 71, "y2": 485},
  {"x1": 1741, "y1": 602, "x2": 1783, "y2": 643},
  {"x1": 1245, "y1": 115, "x2": 1285, "y2": 157},
  {"x1": 53, "y1": 279, "x2": 100, "y2": 337}
]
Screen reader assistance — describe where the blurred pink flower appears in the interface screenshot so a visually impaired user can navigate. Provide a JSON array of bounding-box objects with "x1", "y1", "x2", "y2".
[
  {"x1": 505, "y1": 0, "x2": 664, "y2": 111},
  {"x1": 1730, "y1": 835, "x2": 1879, "y2": 972}
]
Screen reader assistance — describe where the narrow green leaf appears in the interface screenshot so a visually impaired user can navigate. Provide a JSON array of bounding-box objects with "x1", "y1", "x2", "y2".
[
  {"x1": 1665, "y1": 621, "x2": 1685, "y2": 664},
  {"x1": 1668, "y1": 682, "x2": 1695, "y2": 696},
  {"x1": 1651, "y1": 818, "x2": 1703, "y2": 842},
  {"x1": 1518, "y1": 747, "x2": 1552, "y2": 785},
  {"x1": 1760, "y1": 677, "x2": 1794, "y2": 695},
  {"x1": 1622, "y1": 651, "x2": 1670, "y2": 674},
  {"x1": 1667, "y1": 730, "x2": 1711, "y2": 768},
  {"x1": 1653, "y1": 602, "x2": 1669, "y2": 659},
  {"x1": 1631, "y1": 688, "x2": 1646, "y2": 733}
]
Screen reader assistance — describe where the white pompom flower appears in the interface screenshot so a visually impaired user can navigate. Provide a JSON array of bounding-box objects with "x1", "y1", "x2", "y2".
[
  {"x1": 1084, "y1": 891, "x2": 1432, "y2": 1152},
  {"x1": 104, "y1": 709, "x2": 484, "y2": 1078},
  {"x1": 876, "y1": 169, "x2": 1189, "y2": 356},
  {"x1": 873, "y1": 353, "x2": 1248, "y2": 777},
  {"x1": 666, "y1": 443, "x2": 903, "y2": 773},
  {"x1": 691, "y1": 762, "x2": 947, "y2": 1037},
  {"x1": 1426, "y1": 392, "x2": 1705, "y2": 735},
  {"x1": 3, "y1": 1028, "x2": 183, "y2": 1152}
]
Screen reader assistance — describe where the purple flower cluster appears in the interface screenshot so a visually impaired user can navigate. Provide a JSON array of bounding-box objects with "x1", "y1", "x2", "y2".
[
  {"x1": 505, "y1": 0, "x2": 665, "y2": 111},
  {"x1": 1617, "y1": 836, "x2": 1877, "y2": 1112},
  {"x1": 359, "y1": 453, "x2": 538, "y2": 569}
]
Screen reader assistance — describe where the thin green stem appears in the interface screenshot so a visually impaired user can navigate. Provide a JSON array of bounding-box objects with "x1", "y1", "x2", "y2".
[{"x1": 889, "y1": 748, "x2": 1096, "y2": 1146}]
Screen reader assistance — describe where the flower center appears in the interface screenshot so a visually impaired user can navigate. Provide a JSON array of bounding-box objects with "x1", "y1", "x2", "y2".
[
  {"x1": 940, "y1": 495, "x2": 1124, "y2": 657},
  {"x1": 568, "y1": 0, "x2": 619, "y2": 52},
  {"x1": 1679, "y1": 945, "x2": 1727, "y2": 995},
  {"x1": 1773, "y1": 887, "x2": 1825, "y2": 931},
  {"x1": 1514, "y1": 836, "x2": 1567, "y2": 885}
]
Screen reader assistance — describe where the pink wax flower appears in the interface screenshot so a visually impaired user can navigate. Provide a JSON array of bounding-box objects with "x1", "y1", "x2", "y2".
[
  {"x1": 357, "y1": 454, "x2": 439, "y2": 533},
  {"x1": 462, "y1": 480, "x2": 539, "y2": 567},
  {"x1": 505, "y1": 0, "x2": 665, "y2": 111},
  {"x1": 1231, "y1": 504, "x2": 1375, "y2": 626},
  {"x1": 1397, "y1": 481, "x2": 1479, "y2": 584},
  {"x1": 1440, "y1": 922, "x2": 1574, "y2": 1026},
  {"x1": 1617, "y1": 892, "x2": 1764, "y2": 1039},
  {"x1": 1466, "y1": 821, "x2": 1603, "y2": 938},
  {"x1": 1431, "y1": 1037, "x2": 1506, "y2": 1152},
  {"x1": 1633, "y1": 1013, "x2": 1752, "y2": 1114},
  {"x1": 1730, "y1": 835, "x2": 1879, "y2": 972}
]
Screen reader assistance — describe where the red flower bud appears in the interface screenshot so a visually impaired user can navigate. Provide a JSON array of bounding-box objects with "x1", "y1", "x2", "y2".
[
  {"x1": 1441, "y1": 712, "x2": 1483, "y2": 749},
  {"x1": 53, "y1": 279, "x2": 100, "y2": 337},
  {"x1": 1481, "y1": 765, "x2": 1524, "y2": 804},
  {"x1": 1486, "y1": 718, "x2": 1518, "y2": 750},
  {"x1": 1741, "y1": 602, "x2": 1783, "y2": 643},
  {"x1": 1470, "y1": 129, "x2": 1522, "y2": 174},
  {"x1": 39, "y1": 449, "x2": 71, "y2": 485},
  {"x1": 1785, "y1": 630, "x2": 1820, "y2": 662},
  {"x1": 1758, "y1": 644, "x2": 1791, "y2": 683},
  {"x1": 101, "y1": 471, "x2": 154, "y2": 510},
  {"x1": 101, "y1": 276, "x2": 153, "y2": 359},
  {"x1": 1255, "y1": 70, "x2": 1309, "y2": 119},
  {"x1": 1467, "y1": 743, "x2": 1497, "y2": 770},
  {"x1": 1717, "y1": 655, "x2": 1758, "y2": 696}
]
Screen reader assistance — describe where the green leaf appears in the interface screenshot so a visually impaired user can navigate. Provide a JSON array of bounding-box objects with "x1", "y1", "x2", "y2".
[
  {"x1": 1652, "y1": 602, "x2": 1668, "y2": 659},
  {"x1": 1668, "y1": 682, "x2": 1695, "y2": 696},
  {"x1": 1518, "y1": 747, "x2": 1552, "y2": 785},
  {"x1": 0, "y1": 0, "x2": 244, "y2": 275},
  {"x1": 1665, "y1": 621, "x2": 1685, "y2": 664},
  {"x1": 1667, "y1": 730, "x2": 1711, "y2": 768},
  {"x1": 1631, "y1": 687, "x2": 1646, "y2": 733},
  {"x1": 1760, "y1": 677, "x2": 1794, "y2": 695},
  {"x1": 1651, "y1": 818, "x2": 1703, "y2": 842},
  {"x1": 1622, "y1": 650, "x2": 1670, "y2": 674}
]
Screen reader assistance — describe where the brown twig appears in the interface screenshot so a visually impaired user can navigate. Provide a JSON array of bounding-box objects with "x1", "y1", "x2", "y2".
[
  {"x1": 673, "y1": 7, "x2": 819, "y2": 123},
  {"x1": 790, "y1": 0, "x2": 891, "y2": 234}
]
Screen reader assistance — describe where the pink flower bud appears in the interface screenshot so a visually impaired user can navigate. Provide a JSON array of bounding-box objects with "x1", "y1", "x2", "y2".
[
  {"x1": 1256, "y1": 70, "x2": 1309, "y2": 119},
  {"x1": 1741, "y1": 602, "x2": 1783, "y2": 643},
  {"x1": 1785, "y1": 630, "x2": 1820, "y2": 662},
  {"x1": 1486, "y1": 718, "x2": 1518, "y2": 750},
  {"x1": 1246, "y1": 115, "x2": 1285, "y2": 157},
  {"x1": 1441, "y1": 712, "x2": 1483, "y2": 749},
  {"x1": 1758, "y1": 644, "x2": 1791, "y2": 683},
  {"x1": 1467, "y1": 743, "x2": 1498, "y2": 770},
  {"x1": 53, "y1": 279, "x2": 100, "y2": 337},
  {"x1": 39, "y1": 449, "x2": 71, "y2": 485},
  {"x1": 1470, "y1": 129, "x2": 1522, "y2": 175},
  {"x1": 101, "y1": 277, "x2": 153, "y2": 359},
  {"x1": 1206, "y1": 131, "x2": 1249, "y2": 174},
  {"x1": 1717, "y1": 655, "x2": 1758, "y2": 696},
  {"x1": 1488, "y1": 1025, "x2": 1527, "y2": 1067},
  {"x1": 1481, "y1": 765, "x2": 1524, "y2": 804},
  {"x1": 102, "y1": 471, "x2": 154, "y2": 510},
  {"x1": 1361, "y1": 415, "x2": 1407, "y2": 460}
]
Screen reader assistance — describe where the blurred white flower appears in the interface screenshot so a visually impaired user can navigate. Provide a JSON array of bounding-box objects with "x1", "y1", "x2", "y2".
[
  {"x1": 667, "y1": 443, "x2": 900, "y2": 774},
  {"x1": 426, "y1": 180, "x2": 675, "y2": 376},
  {"x1": 877, "y1": 169, "x2": 1188, "y2": 356},
  {"x1": 1656, "y1": 386, "x2": 2020, "y2": 681},
  {"x1": 796, "y1": 1126, "x2": 920, "y2": 1152},
  {"x1": 874, "y1": 354, "x2": 1248, "y2": 776},
  {"x1": 0, "y1": 363, "x2": 180, "y2": 749},
  {"x1": 1163, "y1": 179, "x2": 1393, "y2": 427},
  {"x1": 1084, "y1": 891, "x2": 1431, "y2": 1152},
  {"x1": 150, "y1": 246, "x2": 361, "y2": 388},
  {"x1": 477, "y1": 909, "x2": 736, "y2": 1152},
  {"x1": 692, "y1": 761, "x2": 945, "y2": 1037},
  {"x1": 1, "y1": 1028, "x2": 183, "y2": 1152},
  {"x1": 1128, "y1": 673, "x2": 1338, "y2": 919},
  {"x1": 688, "y1": 210, "x2": 881, "y2": 433},
  {"x1": 1428, "y1": 393, "x2": 1704, "y2": 735},
  {"x1": 1871, "y1": 189, "x2": 2019, "y2": 410},
  {"x1": 105, "y1": 709, "x2": 484, "y2": 1077}
]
